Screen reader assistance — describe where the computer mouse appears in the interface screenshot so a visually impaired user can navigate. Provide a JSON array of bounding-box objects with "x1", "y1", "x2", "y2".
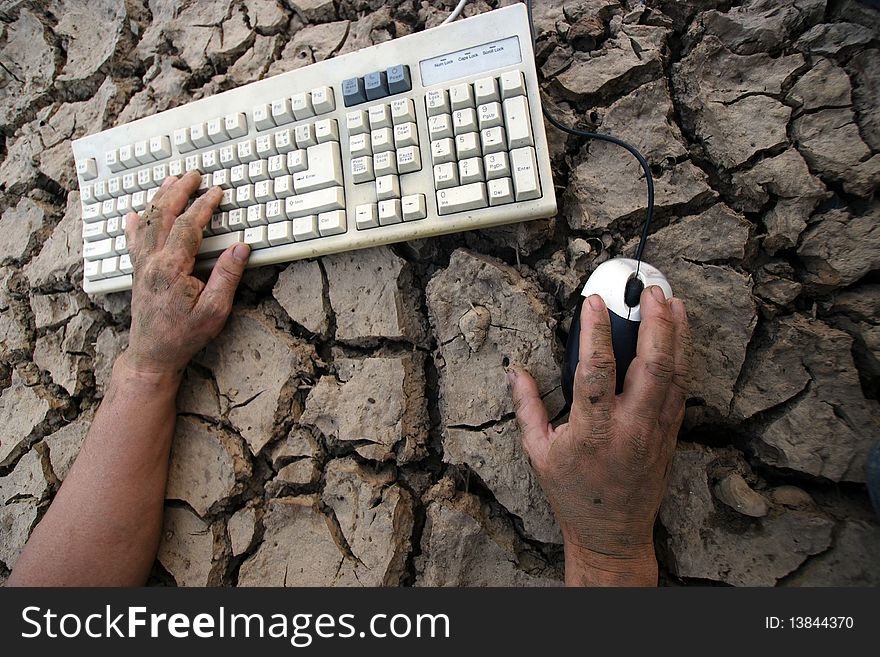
[{"x1": 562, "y1": 257, "x2": 672, "y2": 407}]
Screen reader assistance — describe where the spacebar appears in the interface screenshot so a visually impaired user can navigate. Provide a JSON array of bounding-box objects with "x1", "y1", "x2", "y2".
[{"x1": 198, "y1": 231, "x2": 244, "y2": 257}]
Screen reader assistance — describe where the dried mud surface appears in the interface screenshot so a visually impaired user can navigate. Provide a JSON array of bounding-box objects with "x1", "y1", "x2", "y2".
[{"x1": 1, "y1": 0, "x2": 879, "y2": 586}]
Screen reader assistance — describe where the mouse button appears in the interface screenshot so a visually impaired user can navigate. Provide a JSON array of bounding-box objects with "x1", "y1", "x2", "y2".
[{"x1": 624, "y1": 276, "x2": 644, "y2": 308}]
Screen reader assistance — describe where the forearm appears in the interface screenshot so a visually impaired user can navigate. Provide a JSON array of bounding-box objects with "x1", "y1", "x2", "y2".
[{"x1": 8, "y1": 353, "x2": 180, "y2": 586}]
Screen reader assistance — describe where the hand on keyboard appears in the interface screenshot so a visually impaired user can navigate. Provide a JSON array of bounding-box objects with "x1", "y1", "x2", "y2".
[{"x1": 123, "y1": 171, "x2": 251, "y2": 377}]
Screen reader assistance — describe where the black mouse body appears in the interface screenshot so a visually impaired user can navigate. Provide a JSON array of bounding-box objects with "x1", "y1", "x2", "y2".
[{"x1": 562, "y1": 258, "x2": 672, "y2": 407}]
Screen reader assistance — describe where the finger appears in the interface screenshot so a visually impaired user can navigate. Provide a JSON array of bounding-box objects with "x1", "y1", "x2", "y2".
[
  {"x1": 509, "y1": 368, "x2": 551, "y2": 471},
  {"x1": 568, "y1": 294, "x2": 616, "y2": 434},
  {"x1": 658, "y1": 298, "x2": 692, "y2": 431},
  {"x1": 123, "y1": 211, "x2": 140, "y2": 266},
  {"x1": 620, "y1": 285, "x2": 676, "y2": 426},
  {"x1": 194, "y1": 242, "x2": 250, "y2": 329},
  {"x1": 145, "y1": 170, "x2": 202, "y2": 251},
  {"x1": 165, "y1": 186, "x2": 223, "y2": 263}
]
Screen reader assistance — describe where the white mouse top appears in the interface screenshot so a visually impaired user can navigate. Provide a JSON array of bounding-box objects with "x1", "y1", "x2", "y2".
[{"x1": 580, "y1": 257, "x2": 672, "y2": 321}]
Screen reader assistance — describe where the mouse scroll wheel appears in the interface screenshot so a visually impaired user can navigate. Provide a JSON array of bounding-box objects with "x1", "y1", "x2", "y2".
[{"x1": 624, "y1": 277, "x2": 644, "y2": 308}]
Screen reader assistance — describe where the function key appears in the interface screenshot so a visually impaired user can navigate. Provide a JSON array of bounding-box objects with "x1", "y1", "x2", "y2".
[
  {"x1": 224, "y1": 113, "x2": 249, "y2": 138},
  {"x1": 105, "y1": 149, "x2": 123, "y2": 172},
  {"x1": 253, "y1": 103, "x2": 275, "y2": 131},
  {"x1": 311, "y1": 86, "x2": 335, "y2": 114},
  {"x1": 119, "y1": 144, "x2": 138, "y2": 168},
  {"x1": 364, "y1": 71, "x2": 389, "y2": 101},
  {"x1": 291, "y1": 91, "x2": 315, "y2": 120},
  {"x1": 342, "y1": 77, "x2": 367, "y2": 107},
  {"x1": 387, "y1": 65, "x2": 412, "y2": 95}
]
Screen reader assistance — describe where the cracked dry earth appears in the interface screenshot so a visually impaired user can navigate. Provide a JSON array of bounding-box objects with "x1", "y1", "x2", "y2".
[{"x1": 1, "y1": 0, "x2": 879, "y2": 587}]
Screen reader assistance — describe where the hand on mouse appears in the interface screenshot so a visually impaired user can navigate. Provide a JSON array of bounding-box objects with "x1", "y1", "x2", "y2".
[
  {"x1": 509, "y1": 287, "x2": 691, "y2": 586},
  {"x1": 122, "y1": 171, "x2": 251, "y2": 380}
]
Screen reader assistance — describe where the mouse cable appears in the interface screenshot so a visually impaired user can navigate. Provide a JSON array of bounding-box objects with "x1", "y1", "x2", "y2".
[
  {"x1": 524, "y1": 0, "x2": 654, "y2": 267},
  {"x1": 442, "y1": 0, "x2": 469, "y2": 25}
]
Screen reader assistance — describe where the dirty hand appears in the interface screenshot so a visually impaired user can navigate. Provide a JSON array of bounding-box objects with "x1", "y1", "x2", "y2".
[
  {"x1": 509, "y1": 288, "x2": 691, "y2": 586},
  {"x1": 123, "y1": 171, "x2": 250, "y2": 378}
]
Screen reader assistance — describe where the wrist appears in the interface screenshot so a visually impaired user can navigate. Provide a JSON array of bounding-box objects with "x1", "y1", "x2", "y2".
[
  {"x1": 563, "y1": 541, "x2": 658, "y2": 587},
  {"x1": 113, "y1": 351, "x2": 185, "y2": 391}
]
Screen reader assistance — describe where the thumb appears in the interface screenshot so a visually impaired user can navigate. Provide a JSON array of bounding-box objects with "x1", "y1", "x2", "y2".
[
  {"x1": 509, "y1": 368, "x2": 551, "y2": 471},
  {"x1": 197, "y1": 242, "x2": 250, "y2": 323}
]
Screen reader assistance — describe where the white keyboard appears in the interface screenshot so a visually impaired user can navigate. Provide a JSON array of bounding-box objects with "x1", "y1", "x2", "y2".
[{"x1": 71, "y1": 4, "x2": 556, "y2": 294}]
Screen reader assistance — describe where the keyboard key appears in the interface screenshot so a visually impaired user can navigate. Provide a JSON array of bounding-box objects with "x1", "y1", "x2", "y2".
[
  {"x1": 268, "y1": 221, "x2": 294, "y2": 245},
  {"x1": 114, "y1": 235, "x2": 127, "y2": 253},
  {"x1": 455, "y1": 132, "x2": 481, "y2": 159},
  {"x1": 311, "y1": 86, "x2": 335, "y2": 114},
  {"x1": 77, "y1": 158, "x2": 98, "y2": 180},
  {"x1": 184, "y1": 155, "x2": 201, "y2": 173},
  {"x1": 356, "y1": 203, "x2": 379, "y2": 230},
  {"x1": 376, "y1": 174, "x2": 400, "y2": 201},
  {"x1": 293, "y1": 142, "x2": 343, "y2": 194},
  {"x1": 387, "y1": 65, "x2": 412, "y2": 95},
  {"x1": 254, "y1": 180, "x2": 274, "y2": 203},
  {"x1": 256, "y1": 134, "x2": 277, "y2": 158},
  {"x1": 294, "y1": 124, "x2": 317, "y2": 148},
  {"x1": 364, "y1": 71, "x2": 389, "y2": 100},
  {"x1": 272, "y1": 98, "x2": 295, "y2": 124},
  {"x1": 292, "y1": 92, "x2": 314, "y2": 120},
  {"x1": 119, "y1": 144, "x2": 137, "y2": 169},
  {"x1": 219, "y1": 145, "x2": 238, "y2": 168},
  {"x1": 453, "y1": 108, "x2": 478, "y2": 135},
  {"x1": 433, "y1": 162, "x2": 458, "y2": 189},
  {"x1": 266, "y1": 200, "x2": 286, "y2": 223},
  {"x1": 101, "y1": 256, "x2": 120, "y2": 278},
  {"x1": 149, "y1": 135, "x2": 172, "y2": 159},
  {"x1": 488, "y1": 177, "x2": 514, "y2": 205},
  {"x1": 199, "y1": 231, "x2": 243, "y2": 257},
  {"x1": 351, "y1": 156, "x2": 374, "y2": 184},
  {"x1": 119, "y1": 254, "x2": 133, "y2": 274},
  {"x1": 285, "y1": 186, "x2": 345, "y2": 218},
  {"x1": 459, "y1": 157, "x2": 485, "y2": 185},
  {"x1": 390, "y1": 98, "x2": 416, "y2": 124},
  {"x1": 342, "y1": 77, "x2": 367, "y2": 107},
  {"x1": 107, "y1": 216, "x2": 123, "y2": 237},
  {"x1": 105, "y1": 148, "x2": 123, "y2": 171},
  {"x1": 437, "y1": 182, "x2": 488, "y2": 215},
  {"x1": 201, "y1": 150, "x2": 220, "y2": 173},
  {"x1": 484, "y1": 151, "x2": 510, "y2": 180},
  {"x1": 429, "y1": 115, "x2": 453, "y2": 140},
  {"x1": 237, "y1": 139, "x2": 258, "y2": 163},
  {"x1": 503, "y1": 96, "x2": 534, "y2": 149},
  {"x1": 102, "y1": 198, "x2": 118, "y2": 218},
  {"x1": 474, "y1": 76, "x2": 500, "y2": 105},
  {"x1": 190, "y1": 122, "x2": 211, "y2": 148},
  {"x1": 370, "y1": 127, "x2": 394, "y2": 153},
  {"x1": 346, "y1": 110, "x2": 369, "y2": 135},
  {"x1": 500, "y1": 70, "x2": 526, "y2": 98},
  {"x1": 249, "y1": 159, "x2": 269, "y2": 182},
  {"x1": 292, "y1": 214, "x2": 320, "y2": 241},
  {"x1": 107, "y1": 177, "x2": 122, "y2": 197},
  {"x1": 206, "y1": 117, "x2": 228, "y2": 144},
  {"x1": 253, "y1": 104, "x2": 275, "y2": 131},
  {"x1": 84, "y1": 260, "x2": 101, "y2": 280},
  {"x1": 350, "y1": 133, "x2": 371, "y2": 158},
  {"x1": 211, "y1": 212, "x2": 230, "y2": 233},
  {"x1": 244, "y1": 225, "x2": 269, "y2": 247},
  {"x1": 373, "y1": 151, "x2": 397, "y2": 177},
  {"x1": 450, "y1": 83, "x2": 475, "y2": 110},
  {"x1": 426, "y1": 89, "x2": 450, "y2": 116},
  {"x1": 228, "y1": 208, "x2": 247, "y2": 230},
  {"x1": 168, "y1": 158, "x2": 185, "y2": 177},
  {"x1": 274, "y1": 175, "x2": 294, "y2": 198},
  {"x1": 368, "y1": 104, "x2": 392, "y2": 129},
  {"x1": 81, "y1": 184, "x2": 93, "y2": 203},
  {"x1": 230, "y1": 164, "x2": 249, "y2": 185},
  {"x1": 84, "y1": 237, "x2": 114, "y2": 260},
  {"x1": 174, "y1": 128, "x2": 194, "y2": 153},
  {"x1": 481, "y1": 126, "x2": 507, "y2": 154},
  {"x1": 402, "y1": 193, "x2": 427, "y2": 221},
  {"x1": 287, "y1": 150, "x2": 307, "y2": 173},
  {"x1": 225, "y1": 113, "x2": 248, "y2": 138},
  {"x1": 275, "y1": 129, "x2": 296, "y2": 156},
  {"x1": 378, "y1": 199, "x2": 402, "y2": 225},
  {"x1": 431, "y1": 138, "x2": 455, "y2": 165},
  {"x1": 212, "y1": 168, "x2": 231, "y2": 189},
  {"x1": 510, "y1": 146, "x2": 541, "y2": 201},
  {"x1": 397, "y1": 146, "x2": 421, "y2": 174},
  {"x1": 318, "y1": 209, "x2": 347, "y2": 236},
  {"x1": 152, "y1": 163, "x2": 169, "y2": 181},
  {"x1": 314, "y1": 119, "x2": 339, "y2": 143},
  {"x1": 93, "y1": 180, "x2": 110, "y2": 201},
  {"x1": 268, "y1": 154, "x2": 288, "y2": 177},
  {"x1": 131, "y1": 191, "x2": 147, "y2": 211},
  {"x1": 236, "y1": 184, "x2": 256, "y2": 207},
  {"x1": 83, "y1": 220, "x2": 107, "y2": 242}
]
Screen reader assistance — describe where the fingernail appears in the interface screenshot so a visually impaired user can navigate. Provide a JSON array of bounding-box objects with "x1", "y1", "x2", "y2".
[
  {"x1": 587, "y1": 294, "x2": 604, "y2": 311},
  {"x1": 650, "y1": 285, "x2": 666, "y2": 303},
  {"x1": 232, "y1": 242, "x2": 250, "y2": 262},
  {"x1": 670, "y1": 298, "x2": 685, "y2": 320},
  {"x1": 161, "y1": 176, "x2": 174, "y2": 189},
  {"x1": 506, "y1": 369, "x2": 517, "y2": 386}
]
